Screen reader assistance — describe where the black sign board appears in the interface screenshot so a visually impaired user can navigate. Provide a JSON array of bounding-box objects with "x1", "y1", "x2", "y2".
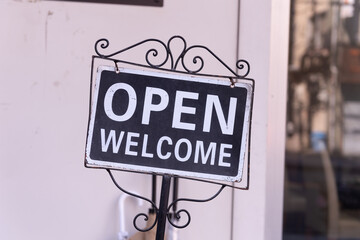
[{"x1": 85, "y1": 66, "x2": 252, "y2": 182}]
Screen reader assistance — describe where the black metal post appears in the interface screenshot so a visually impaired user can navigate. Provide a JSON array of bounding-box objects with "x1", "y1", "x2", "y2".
[
  {"x1": 156, "y1": 175, "x2": 171, "y2": 240},
  {"x1": 172, "y1": 177, "x2": 178, "y2": 213},
  {"x1": 152, "y1": 174, "x2": 157, "y2": 212}
]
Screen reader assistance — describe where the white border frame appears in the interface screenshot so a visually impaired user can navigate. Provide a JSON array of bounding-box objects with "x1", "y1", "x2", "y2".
[{"x1": 85, "y1": 66, "x2": 253, "y2": 182}]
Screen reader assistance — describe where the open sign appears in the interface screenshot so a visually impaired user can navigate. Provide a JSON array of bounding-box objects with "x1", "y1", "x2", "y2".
[{"x1": 85, "y1": 66, "x2": 253, "y2": 182}]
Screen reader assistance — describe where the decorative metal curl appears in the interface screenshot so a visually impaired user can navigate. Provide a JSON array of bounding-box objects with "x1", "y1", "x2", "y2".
[
  {"x1": 181, "y1": 47, "x2": 205, "y2": 74},
  {"x1": 133, "y1": 212, "x2": 157, "y2": 232},
  {"x1": 166, "y1": 184, "x2": 227, "y2": 229},
  {"x1": 167, "y1": 209, "x2": 191, "y2": 229},
  {"x1": 94, "y1": 36, "x2": 251, "y2": 78},
  {"x1": 236, "y1": 59, "x2": 251, "y2": 78},
  {"x1": 106, "y1": 169, "x2": 158, "y2": 232},
  {"x1": 95, "y1": 38, "x2": 169, "y2": 69},
  {"x1": 167, "y1": 35, "x2": 187, "y2": 70},
  {"x1": 95, "y1": 38, "x2": 110, "y2": 56}
]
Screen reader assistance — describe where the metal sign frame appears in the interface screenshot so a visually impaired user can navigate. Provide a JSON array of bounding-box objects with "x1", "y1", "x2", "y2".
[
  {"x1": 84, "y1": 36, "x2": 255, "y2": 240},
  {"x1": 85, "y1": 36, "x2": 254, "y2": 189},
  {"x1": 86, "y1": 66, "x2": 253, "y2": 182}
]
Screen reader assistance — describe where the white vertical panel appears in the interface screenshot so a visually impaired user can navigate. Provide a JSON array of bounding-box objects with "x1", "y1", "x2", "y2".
[
  {"x1": 0, "y1": 1, "x2": 241, "y2": 240},
  {"x1": 233, "y1": 0, "x2": 289, "y2": 239}
]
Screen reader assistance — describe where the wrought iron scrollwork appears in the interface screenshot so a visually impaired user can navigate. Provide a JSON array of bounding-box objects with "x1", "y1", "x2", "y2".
[
  {"x1": 107, "y1": 169, "x2": 158, "y2": 232},
  {"x1": 93, "y1": 35, "x2": 253, "y2": 192},
  {"x1": 94, "y1": 36, "x2": 250, "y2": 78},
  {"x1": 95, "y1": 36, "x2": 253, "y2": 236},
  {"x1": 107, "y1": 169, "x2": 228, "y2": 231},
  {"x1": 166, "y1": 184, "x2": 227, "y2": 229}
]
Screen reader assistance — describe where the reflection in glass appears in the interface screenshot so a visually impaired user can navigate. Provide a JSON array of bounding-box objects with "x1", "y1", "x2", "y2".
[{"x1": 284, "y1": 0, "x2": 360, "y2": 239}]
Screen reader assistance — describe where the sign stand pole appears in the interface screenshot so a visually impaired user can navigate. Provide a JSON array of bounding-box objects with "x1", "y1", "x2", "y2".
[
  {"x1": 86, "y1": 36, "x2": 254, "y2": 238},
  {"x1": 155, "y1": 175, "x2": 171, "y2": 240}
]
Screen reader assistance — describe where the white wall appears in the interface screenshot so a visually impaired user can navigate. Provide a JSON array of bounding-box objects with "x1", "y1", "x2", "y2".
[
  {"x1": 0, "y1": 0, "x2": 289, "y2": 239},
  {"x1": 233, "y1": 1, "x2": 290, "y2": 239}
]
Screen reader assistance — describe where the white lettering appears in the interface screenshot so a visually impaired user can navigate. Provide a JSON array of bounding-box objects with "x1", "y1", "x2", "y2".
[
  {"x1": 100, "y1": 128, "x2": 124, "y2": 153},
  {"x1": 125, "y1": 132, "x2": 139, "y2": 156},
  {"x1": 194, "y1": 141, "x2": 216, "y2": 165},
  {"x1": 157, "y1": 136, "x2": 173, "y2": 160},
  {"x1": 142, "y1": 87, "x2": 169, "y2": 125},
  {"x1": 203, "y1": 95, "x2": 237, "y2": 135},
  {"x1": 99, "y1": 129, "x2": 234, "y2": 168},
  {"x1": 172, "y1": 91, "x2": 199, "y2": 131},
  {"x1": 219, "y1": 143, "x2": 232, "y2": 167},
  {"x1": 174, "y1": 138, "x2": 192, "y2": 162},
  {"x1": 141, "y1": 134, "x2": 154, "y2": 158},
  {"x1": 104, "y1": 83, "x2": 137, "y2": 122}
]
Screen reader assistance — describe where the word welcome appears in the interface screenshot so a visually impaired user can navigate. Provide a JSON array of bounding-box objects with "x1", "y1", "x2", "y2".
[{"x1": 101, "y1": 129, "x2": 232, "y2": 167}]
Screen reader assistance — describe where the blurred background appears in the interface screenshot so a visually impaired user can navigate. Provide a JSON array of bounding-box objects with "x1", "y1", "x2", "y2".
[{"x1": 283, "y1": 0, "x2": 360, "y2": 239}]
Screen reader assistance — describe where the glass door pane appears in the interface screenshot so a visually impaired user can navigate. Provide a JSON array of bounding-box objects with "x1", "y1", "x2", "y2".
[{"x1": 284, "y1": 0, "x2": 360, "y2": 239}]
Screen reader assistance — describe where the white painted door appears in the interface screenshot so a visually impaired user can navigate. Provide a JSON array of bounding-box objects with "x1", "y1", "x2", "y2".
[{"x1": 0, "y1": 0, "x2": 289, "y2": 239}]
